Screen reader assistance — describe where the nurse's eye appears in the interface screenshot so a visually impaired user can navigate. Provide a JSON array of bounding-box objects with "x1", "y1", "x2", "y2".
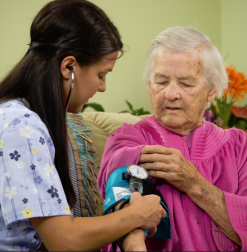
[{"x1": 99, "y1": 76, "x2": 104, "y2": 81}]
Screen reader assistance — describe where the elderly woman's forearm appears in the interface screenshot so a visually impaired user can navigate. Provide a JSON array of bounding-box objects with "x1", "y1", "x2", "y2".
[
  {"x1": 187, "y1": 176, "x2": 242, "y2": 247},
  {"x1": 121, "y1": 229, "x2": 146, "y2": 251}
]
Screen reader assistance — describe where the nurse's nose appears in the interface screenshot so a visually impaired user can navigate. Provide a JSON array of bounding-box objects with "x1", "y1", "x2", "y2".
[{"x1": 98, "y1": 81, "x2": 106, "y2": 92}]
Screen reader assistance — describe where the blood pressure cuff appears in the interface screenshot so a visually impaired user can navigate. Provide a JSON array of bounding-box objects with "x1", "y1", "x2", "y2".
[{"x1": 103, "y1": 166, "x2": 171, "y2": 239}]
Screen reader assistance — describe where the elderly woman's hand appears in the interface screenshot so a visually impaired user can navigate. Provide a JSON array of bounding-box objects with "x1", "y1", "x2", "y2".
[{"x1": 139, "y1": 145, "x2": 200, "y2": 193}]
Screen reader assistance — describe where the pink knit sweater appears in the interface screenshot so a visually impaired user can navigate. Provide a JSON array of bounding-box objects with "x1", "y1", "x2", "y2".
[{"x1": 98, "y1": 116, "x2": 247, "y2": 251}]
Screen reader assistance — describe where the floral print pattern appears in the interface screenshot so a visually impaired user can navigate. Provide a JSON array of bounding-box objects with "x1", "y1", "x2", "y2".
[
  {"x1": 47, "y1": 186, "x2": 59, "y2": 198},
  {"x1": 39, "y1": 137, "x2": 45, "y2": 145},
  {"x1": 0, "y1": 139, "x2": 4, "y2": 148},
  {"x1": 4, "y1": 172, "x2": 10, "y2": 177},
  {"x1": 43, "y1": 163, "x2": 55, "y2": 176},
  {"x1": 21, "y1": 207, "x2": 33, "y2": 218},
  {"x1": 22, "y1": 198, "x2": 28, "y2": 204},
  {"x1": 34, "y1": 176, "x2": 43, "y2": 184},
  {"x1": 5, "y1": 187, "x2": 17, "y2": 199},
  {"x1": 17, "y1": 161, "x2": 25, "y2": 169},
  {"x1": 32, "y1": 148, "x2": 38, "y2": 153},
  {"x1": 0, "y1": 99, "x2": 71, "y2": 251},
  {"x1": 47, "y1": 138, "x2": 53, "y2": 147},
  {"x1": 65, "y1": 206, "x2": 70, "y2": 213},
  {"x1": 33, "y1": 188, "x2": 38, "y2": 194},
  {"x1": 30, "y1": 164, "x2": 36, "y2": 170},
  {"x1": 19, "y1": 125, "x2": 33, "y2": 138},
  {"x1": 9, "y1": 151, "x2": 21, "y2": 161}
]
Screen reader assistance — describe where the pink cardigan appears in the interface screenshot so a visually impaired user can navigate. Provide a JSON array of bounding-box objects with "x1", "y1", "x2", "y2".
[{"x1": 98, "y1": 116, "x2": 247, "y2": 251}]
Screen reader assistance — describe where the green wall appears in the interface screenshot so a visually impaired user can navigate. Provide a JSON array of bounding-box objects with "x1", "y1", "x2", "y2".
[
  {"x1": 0, "y1": 0, "x2": 246, "y2": 112},
  {"x1": 221, "y1": 0, "x2": 247, "y2": 106}
]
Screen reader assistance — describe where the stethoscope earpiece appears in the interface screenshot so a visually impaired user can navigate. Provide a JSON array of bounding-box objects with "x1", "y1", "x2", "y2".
[{"x1": 66, "y1": 66, "x2": 73, "y2": 71}]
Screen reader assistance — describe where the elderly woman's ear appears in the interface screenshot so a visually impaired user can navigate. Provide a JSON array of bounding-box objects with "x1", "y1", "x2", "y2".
[{"x1": 207, "y1": 86, "x2": 217, "y2": 102}]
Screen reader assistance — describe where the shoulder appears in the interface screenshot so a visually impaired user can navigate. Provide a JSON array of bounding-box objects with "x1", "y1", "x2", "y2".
[
  {"x1": 207, "y1": 121, "x2": 247, "y2": 145},
  {"x1": 228, "y1": 127, "x2": 247, "y2": 162},
  {"x1": 198, "y1": 121, "x2": 247, "y2": 160},
  {"x1": 0, "y1": 99, "x2": 54, "y2": 157},
  {"x1": 228, "y1": 126, "x2": 247, "y2": 141},
  {"x1": 0, "y1": 99, "x2": 50, "y2": 138}
]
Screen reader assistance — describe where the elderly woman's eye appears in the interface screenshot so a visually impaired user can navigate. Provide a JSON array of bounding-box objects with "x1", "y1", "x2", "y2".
[
  {"x1": 181, "y1": 83, "x2": 190, "y2": 87},
  {"x1": 157, "y1": 81, "x2": 168, "y2": 85}
]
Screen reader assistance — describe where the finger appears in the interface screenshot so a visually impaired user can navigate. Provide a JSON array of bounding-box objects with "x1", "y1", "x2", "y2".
[
  {"x1": 161, "y1": 208, "x2": 167, "y2": 218},
  {"x1": 148, "y1": 227, "x2": 157, "y2": 238},
  {"x1": 129, "y1": 191, "x2": 141, "y2": 204},
  {"x1": 141, "y1": 162, "x2": 172, "y2": 172},
  {"x1": 141, "y1": 145, "x2": 174, "y2": 155},
  {"x1": 147, "y1": 170, "x2": 168, "y2": 180},
  {"x1": 139, "y1": 153, "x2": 172, "y2": 164}
]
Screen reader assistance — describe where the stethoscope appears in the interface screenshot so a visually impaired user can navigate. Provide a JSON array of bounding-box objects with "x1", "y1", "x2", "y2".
[{"x1": 65, "y1": 66, "x2": 74, "y2": 111}]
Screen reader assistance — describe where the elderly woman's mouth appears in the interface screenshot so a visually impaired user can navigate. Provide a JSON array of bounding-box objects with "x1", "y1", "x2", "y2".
[{"x1": 165, "y1": 107, "x2": 181, "y2": 110}]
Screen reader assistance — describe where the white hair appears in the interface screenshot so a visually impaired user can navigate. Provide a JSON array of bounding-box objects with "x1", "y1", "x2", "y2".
[{"x1": 143, "y1": 26, "x2": 228, "y2": 98}]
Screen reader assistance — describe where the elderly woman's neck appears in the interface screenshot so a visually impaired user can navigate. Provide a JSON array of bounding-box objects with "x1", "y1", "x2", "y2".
[{"x1": 158, "y1": 120, "x2": 203, "y2": 136}]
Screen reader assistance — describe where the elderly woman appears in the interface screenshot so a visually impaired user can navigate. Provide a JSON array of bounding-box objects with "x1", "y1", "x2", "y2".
[{"x1": 98, "y1": 27, "x2": 247, "y2": 251}]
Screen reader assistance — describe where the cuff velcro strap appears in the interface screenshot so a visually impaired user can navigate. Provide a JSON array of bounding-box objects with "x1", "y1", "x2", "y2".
[{"x1": 104, "y1": 166, "x2": 131, "y2": 211}]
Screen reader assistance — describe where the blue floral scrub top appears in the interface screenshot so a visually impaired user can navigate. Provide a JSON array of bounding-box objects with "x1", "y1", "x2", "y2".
[{"x1": 0, "y1": 99, "x2": 71, "y2": 251}]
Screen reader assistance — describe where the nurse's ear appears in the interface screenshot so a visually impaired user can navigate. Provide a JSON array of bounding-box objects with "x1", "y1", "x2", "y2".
[
  {"x1": 61, "y1": 56, "x2": 76, "y2": 109},
  {"x1": 60, "y1": 56, "x2": 76, "y2": 81}
]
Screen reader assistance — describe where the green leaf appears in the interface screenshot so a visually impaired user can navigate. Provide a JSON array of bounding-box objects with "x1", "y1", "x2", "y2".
[
  {"x1": 81, "y1": 103, "x2": 105, "y2": 112},
  {"x1": 118, "y1": 100, "x2": 152, "y2": 115},
  {"x1": 125, "y1": 100, "x2": 133, "y2": 111},
  {"x1": 236, "y1": 120, "x2": 247, "y2": 130},
  {"x1": 119, "y1": 110, "x2": 129, "y2": 113},
  {"x1": 143, "y1": 110, "x2": 151, "y2": 115}
]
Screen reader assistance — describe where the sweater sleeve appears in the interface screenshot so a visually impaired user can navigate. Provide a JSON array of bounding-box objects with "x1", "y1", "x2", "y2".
[
  {"x1": 224, "y1": 129, "x2": 247, "y2": 251},
  {"x1": 97, "y1": 123, "x2": 148, "y2": 198}
]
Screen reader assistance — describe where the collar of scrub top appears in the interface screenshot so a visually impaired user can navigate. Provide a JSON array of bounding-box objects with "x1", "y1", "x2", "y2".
[{"x1": 65, "y1": 66, "x2": 75, "y2": 111}]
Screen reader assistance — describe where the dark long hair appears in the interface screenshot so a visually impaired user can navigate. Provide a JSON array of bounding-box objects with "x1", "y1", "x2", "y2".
[{"x1": 0, "y1": 0, "x2": 123, "y2": 207}]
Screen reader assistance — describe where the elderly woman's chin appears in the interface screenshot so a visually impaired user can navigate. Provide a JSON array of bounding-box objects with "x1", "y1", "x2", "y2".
[{"x1": 155, "y1": 114, "x2": 201, "y2": 136}]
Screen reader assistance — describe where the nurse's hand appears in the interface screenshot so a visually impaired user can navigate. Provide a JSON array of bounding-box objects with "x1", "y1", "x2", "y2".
[{"x1": 129, "y1": 192, "x2": 166, "y2": 237}]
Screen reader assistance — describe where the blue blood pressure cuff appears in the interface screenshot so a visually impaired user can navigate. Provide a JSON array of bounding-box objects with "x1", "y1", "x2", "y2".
[{"x1": 103, "y1": 166, "x2": 171, "y2": 239}]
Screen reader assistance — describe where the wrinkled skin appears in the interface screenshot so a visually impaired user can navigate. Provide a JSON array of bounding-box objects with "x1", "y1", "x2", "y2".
[
  {"x1": 148, "y1": 49, "x2": 217, "y2": 136},
  {"x1": 139, "y1": 145, "x2": 199, "y2": 193}
]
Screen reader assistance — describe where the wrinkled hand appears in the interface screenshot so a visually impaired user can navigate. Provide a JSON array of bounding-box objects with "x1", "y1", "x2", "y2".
[
  {"x1": 139, "y1": 145, "x2": 200, "y2": 193},
  {"x1": 129, "y1": 192, "x2": 166, "y2": 237}
]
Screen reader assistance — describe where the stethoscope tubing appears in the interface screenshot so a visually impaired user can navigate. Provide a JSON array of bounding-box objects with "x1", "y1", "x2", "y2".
[{"x1": 65, "y1": 71, "x2": 74, "y2": 111}]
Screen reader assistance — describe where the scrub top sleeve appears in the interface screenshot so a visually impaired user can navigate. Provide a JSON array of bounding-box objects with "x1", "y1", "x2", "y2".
[{"x1": 0, "y1": 112, "x2": 71, "y2": 227}]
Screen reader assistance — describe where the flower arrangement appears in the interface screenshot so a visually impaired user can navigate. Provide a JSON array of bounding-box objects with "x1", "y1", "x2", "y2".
[{"x1": 205, "y1": 65, "x2": 247, "y2": 131}]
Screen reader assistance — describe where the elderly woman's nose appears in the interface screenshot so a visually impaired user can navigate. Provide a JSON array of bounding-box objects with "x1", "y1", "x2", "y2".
[{"x1": 165, "y1": 83, "x2": 180, "y2": 100}]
